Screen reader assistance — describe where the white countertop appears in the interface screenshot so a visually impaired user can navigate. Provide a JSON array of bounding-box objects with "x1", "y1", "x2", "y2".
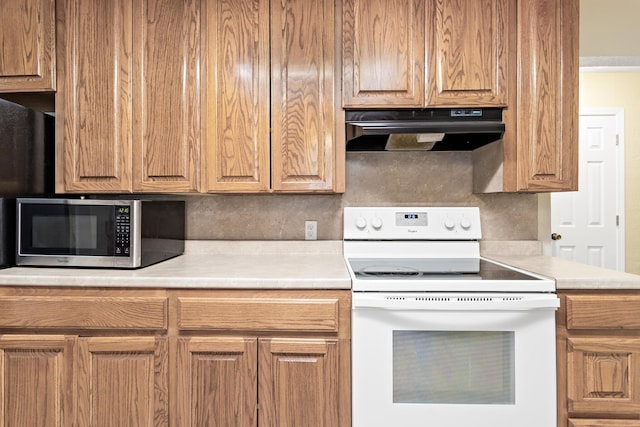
[
  {"x1": 486, "y1": 254, "x2": 640, "y2": 290},
  {"x1": 2, "y1": 240, "x2": 640, "y2": 290},
  {"x1": 0, "y1": 241, "x2": 351, "y2": 289}
]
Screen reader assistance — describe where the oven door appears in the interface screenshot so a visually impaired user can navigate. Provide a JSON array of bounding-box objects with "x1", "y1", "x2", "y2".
[{"x1": 351, "y1": 292, "x2": 559, "y2": 427}]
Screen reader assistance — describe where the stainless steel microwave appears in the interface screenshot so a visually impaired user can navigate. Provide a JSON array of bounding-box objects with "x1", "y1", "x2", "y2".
[{"x1": 16, "y1": 198, "x2": 185, "y2": 268}]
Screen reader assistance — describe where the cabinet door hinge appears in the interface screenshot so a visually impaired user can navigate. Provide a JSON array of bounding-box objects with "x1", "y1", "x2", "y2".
[
  {"x1": 616, "y1": 215, "x2": 620, "y2": 226},
  {"x1": 616, "y1": 134, "x2": 620, "y2": 146}
]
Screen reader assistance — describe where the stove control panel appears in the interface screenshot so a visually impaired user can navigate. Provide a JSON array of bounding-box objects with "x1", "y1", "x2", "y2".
[{"x1": 344, "y1": 207, "x2": 481, "y2": 240}]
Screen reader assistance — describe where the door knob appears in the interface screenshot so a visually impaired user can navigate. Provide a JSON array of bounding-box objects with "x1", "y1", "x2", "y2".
[{"x1": 551, "y1": 233, "x2": 562, "y2": 241}]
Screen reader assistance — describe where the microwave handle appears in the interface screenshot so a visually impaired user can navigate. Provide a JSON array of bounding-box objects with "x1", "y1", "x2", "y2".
[{"x1": 352, "y1": 294, "x2": 560, "y2": 311}]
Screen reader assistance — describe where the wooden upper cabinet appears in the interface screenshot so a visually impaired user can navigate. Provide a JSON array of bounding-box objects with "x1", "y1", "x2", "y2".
[
  {"x1": 342, "y1": 0, "x2": 425, "y2": 107},
  {"x1": 426, "y1": 0, "x2": 510, "y2": 106},
  {"x1": 205, "y1": 0, "x2": 344, "y2": 193},
  {"x1": 0, "y1": 0, "x2": 56, "y2": 92},
  {"x1": 270, "y1": 0, "x2": 341, "y2": 191},
  {"x1": 57, "y1": 0, "x2": 133, "y2": 193},
  {"x1": 514, "y1": 0, "x2": 578, "y2": 191},
  {"x1": 343, "y1": 0, "x2": 510, "y2": 108},
  {"x1": 132, "y1": 0, "x2": 201, "y2": 192},
  {"x1": 205, "y1": 0, "x2": 270, "y2": 192},
  {"x1": 56, "y1": 0, "x2": 201, "y2": 193}
]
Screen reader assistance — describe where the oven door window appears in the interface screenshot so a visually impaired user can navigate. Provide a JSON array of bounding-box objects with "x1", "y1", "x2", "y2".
[
  {"x1": 20, "y1": 203, "x2": 116, "y2": 256},
  {"x1": 393, "y1": 330, "x2": 515, "y2": 405}
]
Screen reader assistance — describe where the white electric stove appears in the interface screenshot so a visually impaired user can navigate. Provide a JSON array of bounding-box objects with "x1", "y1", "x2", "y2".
[{"x1": 344, "y1": 206, "x2": 559, "y2": 427}]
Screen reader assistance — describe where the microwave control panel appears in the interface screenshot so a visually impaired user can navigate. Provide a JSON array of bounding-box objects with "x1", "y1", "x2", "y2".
[{"x1": 115, "y1": 206, "x2": 131, "y2": 256}]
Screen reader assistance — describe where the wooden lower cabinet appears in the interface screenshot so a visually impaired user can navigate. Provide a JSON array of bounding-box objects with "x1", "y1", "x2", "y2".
[
  {"x1": 0, "y1": 288, "x2": 350, "y2": 426},
  {"x1": 0, "y1": 335, "x2": 75, "y2": 427},
  {"x1": 176, "y1": 336, "x2": 258, "y2": 426},
  {"x1": 558, "y1": 291, "x2": 640, "y2": 426},
  {"x1": 176, "y1": 336, "x2": 341, "y2": 426},
  {"x1": 77, "y1": 336, "x2": 169, "y2": 427},
  {"x1": 173, "y1": 290, "x2": 350, "y2": 426}
]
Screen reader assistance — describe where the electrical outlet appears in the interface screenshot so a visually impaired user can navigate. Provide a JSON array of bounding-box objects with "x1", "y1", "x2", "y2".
[{"x1": 305, "y1": 221, "x2": 317, "y2": 240}]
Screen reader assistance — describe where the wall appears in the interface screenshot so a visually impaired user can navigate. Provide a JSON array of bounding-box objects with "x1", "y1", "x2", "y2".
[
  {"x1": 580, "y1": 0, "x2": 640, "y2": 57},
  {"x1": 579, "y1": 71, "x2": 640, "y2": 274},
  {"x1": 186, "y1": 152, "x2": 538, "y2": 242}
]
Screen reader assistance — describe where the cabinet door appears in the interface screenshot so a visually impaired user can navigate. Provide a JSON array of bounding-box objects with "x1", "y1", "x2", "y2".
[
  {"x1": 132, "y1": 0, "x2": 201, "y2": 192},
  {"x1": 514, "y1": 0, "x2": 578, "y2": 191},
  {"x1": 426, "y1": 0, "x2": 511, "y2": 106},
  {"x1": 567, "y1": 337, "x2": 640, "y2": 417},
  {"x1": 56, "y1": 0, "x2": 133, "y2": 193},
  {"x1": 204, "y1": 0, "x2": 270, "y2": 192},
  {"x1": 77, "y1": 336, "x2": 168, "y2": 427},
  {"x1": 343, "y1": 0, "x2": 425, "y2": 107},
  {"x1": 0, "y1": 335, "x2": 75, "y2": 427},
  {"x1": 271, "y1": 0, "x2": 343, "y2": 192},
  {"x1": 259, "y1": 338, "x2": 340, "y2": 427},
  {"x1": 0, "y1": 0, "x2": 56, "y2": 92},
  {"x1": 175, "y1": 337, "x2": 258, "y2": 426}
]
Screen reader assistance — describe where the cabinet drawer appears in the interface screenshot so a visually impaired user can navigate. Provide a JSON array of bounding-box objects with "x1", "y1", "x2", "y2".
[
  {"x1": 177, "y1": 297, "x2": 340, "y2": 332},
  {"x1": 570, "y1": 420, "x2": 640, "y2": 427},
  {"x1": 0, "y1": 296, "x2": 168, "y2": 330},
  {"x1": 566, "y1": 295, "x2": 640, "y2": 330}
]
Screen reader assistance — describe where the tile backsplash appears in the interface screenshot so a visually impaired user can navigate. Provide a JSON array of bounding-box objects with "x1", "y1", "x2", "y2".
[{"x1": 186, "y1": 151, "x2": 537, "y2": 241}]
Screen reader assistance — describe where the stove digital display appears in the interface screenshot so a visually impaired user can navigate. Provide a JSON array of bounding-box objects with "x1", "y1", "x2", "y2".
[{"x1": 396, "y1": 212, "x2": 428, "y2": 226}]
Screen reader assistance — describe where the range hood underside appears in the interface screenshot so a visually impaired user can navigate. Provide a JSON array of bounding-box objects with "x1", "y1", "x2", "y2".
[{"x1": 345, "y1": 108, "x2": 505, "y2": 152}]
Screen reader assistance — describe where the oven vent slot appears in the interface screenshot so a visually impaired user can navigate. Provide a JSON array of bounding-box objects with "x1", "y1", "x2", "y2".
[
  {"x1": 381, "y1": 296, "x2": 527, "y2": 303},
  {"x1": 414, "y1": 297, "x2": 452, "y2": 302}
]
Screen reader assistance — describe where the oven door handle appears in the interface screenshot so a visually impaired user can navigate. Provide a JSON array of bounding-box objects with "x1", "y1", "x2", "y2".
[{"x1": 352, "y1": 294, "x2": 560, "y2": 311}]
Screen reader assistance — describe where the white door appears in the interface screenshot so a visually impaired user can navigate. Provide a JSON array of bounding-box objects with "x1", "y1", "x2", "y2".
[{"x1": 550, "y1": 110, "x2": 624, "y2": 270}]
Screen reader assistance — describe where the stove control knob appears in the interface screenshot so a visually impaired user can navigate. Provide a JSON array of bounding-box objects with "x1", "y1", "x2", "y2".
[
  {"x1": 460, "y1": 217, "x2": 472, "y2": 230},
  {"x1": 444, "y1": 217, "x2": 456, "y2": 230},
  {"x1": 355, "y1": 217, "x2": 367, "y2": 230},
  {"x1": 371, "y1": 217, "x2": 383, "y2": 230}
]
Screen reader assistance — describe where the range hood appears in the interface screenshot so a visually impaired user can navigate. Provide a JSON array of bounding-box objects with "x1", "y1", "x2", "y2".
[{"x1": 346, "y1": 108, "x2": 504, "y2": 151}]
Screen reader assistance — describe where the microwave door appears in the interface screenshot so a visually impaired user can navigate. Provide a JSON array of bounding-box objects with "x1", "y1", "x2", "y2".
[{"x1": 19, "y1": 203, "x2": 116, "y2": 257}]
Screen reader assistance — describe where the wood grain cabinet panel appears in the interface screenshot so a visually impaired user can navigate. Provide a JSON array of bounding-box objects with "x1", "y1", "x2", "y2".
[
  {"x1": 259, "y1": 338, "x2": 339, "y2": 427},
  {"x1": 558, "y1": 291, "x2": 640, "y2": 427},
  {"x1": 567, "y1": 337, "x2": 640, "y2": 417},
  {"x1": 513, "y1": 0, "x2": 578, "y2": 191},
  {"x1": 175, "y1": 337, "x2": 258, "y2": 426},
  {"x1": 0, "y1": 335, "x2": 75, "y2": 427},
  {"x1": 342, "y1": 0, "x2": 425, "y2": 107},
  {"x1": 270, "y1": 0, "x2": 339, "y2": 191},
  {"x1": 205, "y1": 0, "x2": 344, "y2": 193},
  {"x1": 343, "y1": 0, "x2": 510, "y2": 108},
  {"x1": 204, "y1": 0, "x2": 270, "y2": 192},
  {"x1": 0, "y1": 296, "x2": 167, "y2": 330},
  {"x1": 0, "y1": 0, "x2": 56, "y2": 92},
  {"x1": 56, "y1": 0, "x2": 201, "y2": 193},
  {"x1": 570, "y1": 420, "x2": 640, "y2": 427},
  {"x1": 567, "y1": 295, "x2": 640, "y2": 330},
  {"x1": 77, "y1": 336, "x2": 168, "y2": 427},
  {"x1": 177, "y1": 296, "x2": 340, "y2": 332},
  {"x1": 426, "y1": 0, "x2": 510, "y2": 106},
  {"x1": 132, "y1": 0, "x2": 201, "y2": 192}
]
